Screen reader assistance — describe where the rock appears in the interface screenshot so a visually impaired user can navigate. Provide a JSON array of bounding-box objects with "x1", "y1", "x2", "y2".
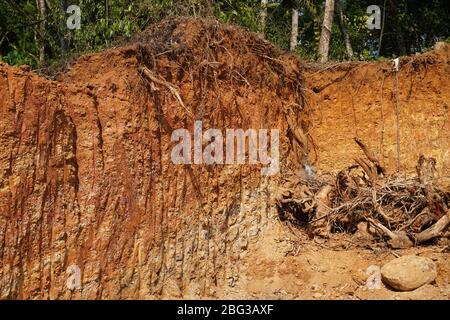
[
  {"x1": 239, "y1": 238, "x2": 248, "y2": 250},
  {"x1": 381, "y1": 255, "x2": 437, "y2": 291}
]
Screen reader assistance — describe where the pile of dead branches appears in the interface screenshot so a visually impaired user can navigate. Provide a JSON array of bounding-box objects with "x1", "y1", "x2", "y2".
[{"x1": 276, "y1": 138, "x2": 450, "y2": 248}]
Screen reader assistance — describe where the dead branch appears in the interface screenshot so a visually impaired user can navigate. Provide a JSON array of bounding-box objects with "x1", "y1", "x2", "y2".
[
  {"x1": 415, "y1": 209, "x2": 450, "y2": 243},
  {"x1": 309, "y1": 185, "x2": 333, "y2": 238},
  {"x1": 416, "y1": 155, "x2": 448, "y2": 219},
  {"x1": 367, "y1": 218, "x2": 413, "y2": 248},
  {"x1": 372, "y1": 189, "x2": 394, "y2": 225},
  {"x1": 277, "y1": 153, "x2": 449, "y2": 247},
  {"x1": 355, "y1": 157, "x2": 378, "y2": 182},
  {"x1": 354, "y1": 137, "x2": 386, "y2": 175}
]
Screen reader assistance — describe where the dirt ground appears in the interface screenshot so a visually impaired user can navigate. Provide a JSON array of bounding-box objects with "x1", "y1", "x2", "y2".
[{"x1": 235, "y1": 223, "x2": 449, "y2": 300}]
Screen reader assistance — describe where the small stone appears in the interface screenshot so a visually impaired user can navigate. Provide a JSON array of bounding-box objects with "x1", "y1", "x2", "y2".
[
  {"x1": 248, "y1": 226, "x2": 259, "y2": 238},
  {"x1": 239, "y1": 238, "x2": 248, "y2": 250},
  {"x1": 381, "y1": 255, "x2": 437, "y2": 291},
  {"x1": 313, "y1": 292, "x2": 322, "y2": 299}
]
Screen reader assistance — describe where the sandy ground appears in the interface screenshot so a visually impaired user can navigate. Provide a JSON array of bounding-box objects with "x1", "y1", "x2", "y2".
[{"x1": 233, "y1": 223, "x2": 449, "y2": 300}]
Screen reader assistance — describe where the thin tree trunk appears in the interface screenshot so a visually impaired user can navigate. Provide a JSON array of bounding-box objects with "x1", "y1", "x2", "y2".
[
  {"x1": 290, "y1": 8, "x2": 299, "y2": 51},
  {"x1": 37, "y1": 0, "x2": 46, "y2": 66},
  {"x1": 318, "y1": 0, "x2": 335, "y2": 63},
  {"x1": 260, "y1": 0, "x2": 268, "y2": 37},
  {"x1": 397, "y1": 30, "x2": 407, "y2": 56},
  {"x1": 336, "y1": 0, "x2": 353, "y2": 58},
  {"x1": 377, "y1": 0, "x2": 387, "y2": 57},
  {"x1": 59, "y1": 0, "x2": 67, "y2": 54}
]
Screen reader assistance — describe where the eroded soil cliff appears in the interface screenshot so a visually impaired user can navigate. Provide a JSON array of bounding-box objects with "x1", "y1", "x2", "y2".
[{"x1": 0, "y1": 18, "x2": 448, "y2": 299}]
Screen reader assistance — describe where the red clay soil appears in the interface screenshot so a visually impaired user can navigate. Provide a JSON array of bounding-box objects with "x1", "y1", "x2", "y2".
[
  {"x1": 305, "y1": 45, "x2": 450, "y2": 185},
  {"x1": 0, "y1": 18, "x2": 448, "y2": 299},
  {"x1": 0, "y1": 18, "x2": 308, "y2": 299}
]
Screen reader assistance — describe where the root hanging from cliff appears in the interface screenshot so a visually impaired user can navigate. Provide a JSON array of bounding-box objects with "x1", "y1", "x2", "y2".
[{"x1": 134, "y1": 17, "x2": 308, "y2": 125}]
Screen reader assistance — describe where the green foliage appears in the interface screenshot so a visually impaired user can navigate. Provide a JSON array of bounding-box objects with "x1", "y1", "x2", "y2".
[
  {"x1": 265, "y1": 4, "x2": 291, "y2": 50},
  {"x1": 0, "y1": 0, "x2": 39, "y2": 66},
  {"x1": 70, "y1": 0, "x2": 137, "y2": 52},
  {"x1": 214, "y1": 0, "x2": 265, "y2": 33},
  {"x1": 0, "y1": 0, "x2": 448, "y2": 69}
]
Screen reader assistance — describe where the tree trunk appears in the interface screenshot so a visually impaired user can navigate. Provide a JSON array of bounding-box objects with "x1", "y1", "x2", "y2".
[
  {"x1": 377, "y1": 0, "x2": 387, "y2": 57},
  {"x1": 37, "y1": 0, "x2": 46, "y2": 66},
  {"x1": 59, "y1": 0, "x2": 67, "y2": 54},
  {"x1": 318, "y1": 0, "x2": 335, "y2": 63},
  {"x1": 336, "y1": 0, "x2": 353, "y2": 58},
  {"x1": 260, "y1": 0, "x2": 268, "y2": 37},
  {"x1": 397, "y1": 30, "x2": 407, "y2": 56},
  {"x1": 290, "y1": 8, "x2": 299, "y2": 51}
]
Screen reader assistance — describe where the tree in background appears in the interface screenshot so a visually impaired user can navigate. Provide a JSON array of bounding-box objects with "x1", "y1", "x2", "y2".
[
  {"x1": 260, "y1": 0, "x2": 268, "y2": 37},
  {"x1": 37, "y1": 0, "x2": 46, "y2": 66},
  {"x1": 0, "y1": 0, "x2": 449, "y2": 69},
  {"x1": 336, "y1": 0, "x2": 353, "y2": 58},
  {"x1": 318, "y1": 0, "x2": 334, "y2": 62},
  {"x1": 290, "y1": 7, "x2": 299, "y2": 51}
]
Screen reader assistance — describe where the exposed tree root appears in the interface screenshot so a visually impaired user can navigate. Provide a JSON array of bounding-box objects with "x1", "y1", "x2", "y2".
[
  {"x1": 276, "y1": 139, "x2": 450, "y2": 248},
  {"x1": 415, "y1": 209, "x2": 450, "y2": 243},
  {"x1": 138, "y1": 66, "x2": 193, "y2": 118}
]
